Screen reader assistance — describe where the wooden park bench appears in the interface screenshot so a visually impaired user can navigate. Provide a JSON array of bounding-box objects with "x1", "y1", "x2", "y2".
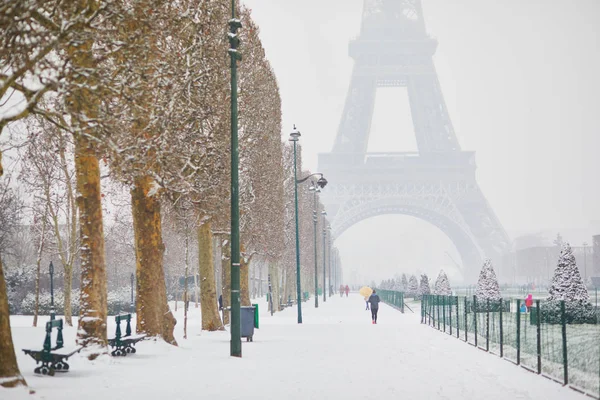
[
  {"x1": 22, "y1": 318, "x2": 82, "y2": 376},
  {"x1": 108, "y1": 313, "x2": 146, "y2": 356}
]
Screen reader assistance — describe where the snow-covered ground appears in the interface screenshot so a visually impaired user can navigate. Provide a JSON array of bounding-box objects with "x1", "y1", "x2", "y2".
[{"x1": 3, "y1": 294, "x2": 585, "y2": 400}]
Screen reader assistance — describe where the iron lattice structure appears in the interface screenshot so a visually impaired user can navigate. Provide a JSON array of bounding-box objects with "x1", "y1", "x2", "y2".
[{"x1": 318, "y1": 0, "x2": 510, "y2": 282}]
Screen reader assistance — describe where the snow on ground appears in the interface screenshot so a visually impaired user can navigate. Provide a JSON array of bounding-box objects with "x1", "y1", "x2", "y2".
[{"x1": 3, "y1": 293, "x2": 585, "y2": 400}]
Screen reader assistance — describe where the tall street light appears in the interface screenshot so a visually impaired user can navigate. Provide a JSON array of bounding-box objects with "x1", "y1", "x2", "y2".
[
  {"x1": 322, "y1": 211, "x2": 327, "y2": 303},
  {"x1": 228, "y1": 0, "x2": 242, "y2": 357},
  {"x1": 309, "y1": 181, "x2": 320, "y2": 308},
  {"x1": 290, "y1": 125, "x2": 328, "y2": 322}
]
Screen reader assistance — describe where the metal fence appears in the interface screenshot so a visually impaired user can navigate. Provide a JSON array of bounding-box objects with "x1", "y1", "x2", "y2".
[
  {"x1": 376, "y1": 289, "x2": 405, "y2": 313},
  {"x1": 422, "y1": 294, "x2": 600, "y2": 398}
]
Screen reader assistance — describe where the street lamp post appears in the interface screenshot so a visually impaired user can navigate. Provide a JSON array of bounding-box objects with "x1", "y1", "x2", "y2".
[
  {"x1": 49, "y1": 261, "x2": 55, "y2": 321},
  {"x1": 309, "y1": 182, "x2": 320, "y2": 308},
  {"x1": 228, "y1": 0, "x2": 242, "y2": 357},
  {"x1": 289, "y1": 125, "x2": 328, "y2": 322},
  {"x1": 130, "y1": 273, "x2": 135, "y2": 314},
  {"x1": 322, "y1": 212, "x2": 327, "y2": 303},
  {"x1": 290, "y1": 126, "x2": 302, "y2": 323},
  {"x1": 328, "y1": 231, "x2": 332, "y2": 297},
  {"x1": 583, "y1": 242, "x2": 588, "y2": 284}
]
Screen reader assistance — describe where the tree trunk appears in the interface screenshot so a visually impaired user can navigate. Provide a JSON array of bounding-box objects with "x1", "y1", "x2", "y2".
[
  {"x1": 63, "y1": 266, "x2": 73, "y2": 326},
  {"x1": 0, "y1": 152, "x2": 27, "y2": 388},
  {"x1": 66, "y1": 0, "x2": 107, "y2": 356},
  {"x1": 131, "y1": 175, "x2": 177, "y2": 345},
  {"x1": 183, "y1": 234, "x2": 188, "y2": 340},
  {"x1": 221, "y1": 238, "x2": 231, "y2": 325},
  {"x1": 74, "y1": 134, "x2": 108, "y2": 355},
  {"x1": 198, "y1": 220, "x2": 223, "y2": 331},
  {"x1": 58, "y1": 137, "x2": 77, "y2": 327},
  {"x1": 269, "y1": 262, "x2": 279, "y2": 313},
  {"x1": 240, "y1": 244, "x2": 251, "y2": 307},
  {"x1": 33, "y1": 206, "x2": 49, "y2": 327}
]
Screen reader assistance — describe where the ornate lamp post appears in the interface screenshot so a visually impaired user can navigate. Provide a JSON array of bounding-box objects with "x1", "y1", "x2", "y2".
[
  {"x1": 322, "y1": 212, "x2": 327, "y2": 302},
  {"x1": 309, "y1": 182, "x2": 321, "y2": 308},
  {"x1": 228, "y1": 0, "x2": 242, "y2": 357},
  {"x1": 49, "y1": 261, "x2": 55, "y2": 321},
  {"x1": 290, "y1": 125, "x2": 328, "y2": 322}
]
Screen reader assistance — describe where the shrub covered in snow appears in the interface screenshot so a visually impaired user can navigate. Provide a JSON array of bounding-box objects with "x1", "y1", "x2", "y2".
[
  {"x1": 407, "y1": 275, "x2": 418, "y2": 297},
  {"x1": 418, "y1": 274, "x2": 431, "y2": 300},
  {"x1": 475, "y1": 259, "x2": 501, "y2": 302},
  {"x1": 542, "y1": 243, "x2": 595, "y2": 324},
  {"x1": 434, "y1": 270, "x2": 452, "y2": 296},
  {"x1": 401, "y1": 274, "x2": 408, "y2": 292},
  {"x1": 473, "y1": 259, "x2": 503, "y2": 311},
  {"x1": 17, "y1": 287, "x2": 134, "y2": 316}
]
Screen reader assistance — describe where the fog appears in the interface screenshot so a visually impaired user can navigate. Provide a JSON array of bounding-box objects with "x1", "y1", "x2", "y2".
[{"x1": 243, "y1": 0, "x2": 600, "y2": 284}]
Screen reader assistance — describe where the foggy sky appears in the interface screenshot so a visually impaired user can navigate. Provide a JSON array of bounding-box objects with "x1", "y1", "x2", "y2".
[{"x1": 241, "y1": 0, "x2": 600, "y2": 283}]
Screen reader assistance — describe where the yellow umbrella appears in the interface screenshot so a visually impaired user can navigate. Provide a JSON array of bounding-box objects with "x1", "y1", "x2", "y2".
[{"x1": 359, "y1": 286, "x2": 373, "y2": 298}]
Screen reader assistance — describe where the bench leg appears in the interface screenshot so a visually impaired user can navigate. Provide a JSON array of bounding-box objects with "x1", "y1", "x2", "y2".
[
  {"x1": 124, "y1": 345, "x2": 136, "y2": 354},
  {"x1": 34, "y1": 362, "x2": 56, "y2": 376},
  {"x1": 53, "y1": 361, "x2": 70, "y2": 371}
]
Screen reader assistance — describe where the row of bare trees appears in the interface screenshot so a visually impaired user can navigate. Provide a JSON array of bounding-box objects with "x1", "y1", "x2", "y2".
[{"x1": 0, "y1": 0, "x2": 337, "y2": 389}]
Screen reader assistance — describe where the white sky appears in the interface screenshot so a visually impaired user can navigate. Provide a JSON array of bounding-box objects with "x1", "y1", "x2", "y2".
[{"x1": 242, "y1": 0, "x2": 600, "y2": 284}]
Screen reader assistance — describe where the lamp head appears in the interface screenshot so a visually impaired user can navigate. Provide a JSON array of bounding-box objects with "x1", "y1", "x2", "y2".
[
  {"x1": 289, "y1": 124, "x2": 301, "y2": 142},
  {"x1": 316, "y1": 176, "x2": 328, "y2": 189}
]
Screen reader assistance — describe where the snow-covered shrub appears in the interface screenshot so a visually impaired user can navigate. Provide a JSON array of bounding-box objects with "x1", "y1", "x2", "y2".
[
  {"x1": 5, "y1": 263, "x2": 37, "y2": 314},
  {"x1": 475, "y1": 259, "x2": 501, "y2": 301},
  {"x1": 107, "y1": 286, "x2": 135, "y2": 315},
  {"x1": 474, "y1": 259, "x2": 502, "y2": 311},
  {"x1": 401, "y1": 274, "x2": 408, "y2": 292},
  {"x1": 17, "y1": 287, "x2": 133, "y2": 316},
  {"x1": 407, "y1": 275, "x2": 418, "y2": 297},
  {"x1": 542, "y1": 243, "x2": 596, "y2": 324},
  {"x1": 418, "y1": 274, "x2": 431, "y2": 300},
  {"x1": 434, "y1": 269, "x2": 452, "y2": 296}
]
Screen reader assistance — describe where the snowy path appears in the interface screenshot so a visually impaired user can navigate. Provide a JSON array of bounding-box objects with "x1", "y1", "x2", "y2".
[{"x1": 4, "y1": 294, "x2": 584, "y2": 400}]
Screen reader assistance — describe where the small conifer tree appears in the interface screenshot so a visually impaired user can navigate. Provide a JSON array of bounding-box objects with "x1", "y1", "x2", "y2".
[
  {"x1": 407, "y1": 275, "x2": 418, "y2": 297},
  {"x1": 434, "y1": 270, "x2": 452, "y2": 296},
  {"x1": 418, "y1": 274, "x2": 431, "y2": 300}
]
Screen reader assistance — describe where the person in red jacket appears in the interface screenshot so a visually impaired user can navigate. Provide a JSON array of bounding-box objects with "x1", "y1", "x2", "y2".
[
  {"x1": 525, "y1": 293, "x2": 533, "y2": 312},
  {"x1": 345, "y1": 285, "x2": 349, "y2": 297}
]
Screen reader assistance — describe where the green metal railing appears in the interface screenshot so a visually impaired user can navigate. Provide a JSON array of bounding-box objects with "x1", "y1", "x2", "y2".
[
  {"x1": 422, "y1": 294, "x2": 600, "y2": 398},
  {"x1": 376, "y1": 289, "x2": 405, "y2": 313}
]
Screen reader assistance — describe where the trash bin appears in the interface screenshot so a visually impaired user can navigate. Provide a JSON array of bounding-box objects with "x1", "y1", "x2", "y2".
[
  {"x1": 241, "y1": 306, "x2": 255, "y2": 342},
  {"x1": 252, "y1": 303, "x2": 259, "y2": 329}
]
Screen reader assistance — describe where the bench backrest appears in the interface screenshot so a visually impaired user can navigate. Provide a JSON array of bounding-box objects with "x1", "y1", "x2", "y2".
[
  {"x1": 114, "y1": 314, "x2": 132, "y2": 341},
  {"x1": 43, "y1": 318, "x2": 64, "y2": 353}
]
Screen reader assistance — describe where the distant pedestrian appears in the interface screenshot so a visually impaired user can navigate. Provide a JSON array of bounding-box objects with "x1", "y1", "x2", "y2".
[
  {"x1": 345, "y1": 285, "x2": 349, "y2": 297},
  {"x1": 365, "y1": 296, "x2": 370, "y2": 310},
  {"x1": 525, "y1": 293, "x2": 533, "y2": 312},
  {"x1": 340, "y1": 284, "x2": 344, "y2": 297},
  {"x1": 369, "y1": 290, "x2": 381, "y2": 324},
  {"x1": 218, "y1": 294, "x2": 223, "y2": 311}
]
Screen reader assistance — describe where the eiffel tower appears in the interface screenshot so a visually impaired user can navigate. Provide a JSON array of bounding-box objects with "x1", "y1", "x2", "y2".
[{"x1": 318, "y1": 0, "x2": 510, "y2": 282}]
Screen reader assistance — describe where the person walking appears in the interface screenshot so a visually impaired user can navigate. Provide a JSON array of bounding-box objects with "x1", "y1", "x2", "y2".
[
  {"x1": 340, "y1": 284, "x2": 344, "y2": 298},
  {"x1": 365, "y1": 296, "x2": 370, "y2": 310},
  {"x1": 368, "y1": 290, "x2": 381, "y2": 324},
  {"x1": 345, "y1": 285, "x2": 349, "y2": 297},
  {"x1": 525, "y1": 293, "x2": 533, "y2": 313}
]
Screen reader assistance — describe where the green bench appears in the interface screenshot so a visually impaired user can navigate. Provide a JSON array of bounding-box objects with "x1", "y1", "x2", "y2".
[
  {"x1": 108, "y1": 314, "x2": 146, "y2": 356},
  {"x1": 22, "y1": 318, "x2": 82, "y2": 376}
]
